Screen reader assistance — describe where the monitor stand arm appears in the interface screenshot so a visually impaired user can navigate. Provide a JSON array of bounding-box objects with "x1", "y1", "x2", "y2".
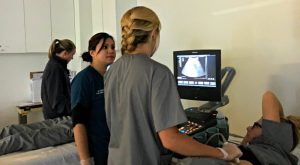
[
  {"x1": 221, "y1": 67, "x2": 236, "y2": 97},
  {"x1": 197, "y1": 67, "x2": 236, "y2": 112}
]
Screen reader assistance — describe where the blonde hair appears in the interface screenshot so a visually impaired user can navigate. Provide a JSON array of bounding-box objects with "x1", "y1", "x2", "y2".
[
  {"x1": 121, "y1": 6, "x2": 161, "y2": 54},
  {"x1": 48, "y1": 39, "x2": 76, "y2": 58}
]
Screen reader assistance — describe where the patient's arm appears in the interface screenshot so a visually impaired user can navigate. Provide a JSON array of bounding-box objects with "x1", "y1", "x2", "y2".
[
  {"x1": 241, "y1": 91, "x2": 283, "y2": 145},
  {"x1": 261, "y1": 90, "x2": 284, "y2": 122}
]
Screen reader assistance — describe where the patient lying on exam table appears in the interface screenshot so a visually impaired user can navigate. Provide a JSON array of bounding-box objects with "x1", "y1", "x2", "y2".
[
  {"x1": 0, "y1": 116, "x2": 73, "y2": 155},
  {"x1": 237, "y1": 91, "x2": 299, "y2": 165}
]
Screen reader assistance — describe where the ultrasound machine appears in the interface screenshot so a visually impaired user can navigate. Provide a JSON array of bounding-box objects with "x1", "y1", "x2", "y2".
[{"x1": 173, "y1": 49, "x2": 236, "y2": 147}]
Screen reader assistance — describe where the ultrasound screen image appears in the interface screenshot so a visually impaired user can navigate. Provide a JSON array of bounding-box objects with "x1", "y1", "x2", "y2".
[{"x1": 177, "y1": 55, "x2": 216, "y2": 87}]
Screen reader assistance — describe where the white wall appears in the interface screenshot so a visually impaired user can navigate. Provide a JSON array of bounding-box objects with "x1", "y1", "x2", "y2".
[
  {"x1": 0, "y1": 53, "x2": 83, "y2": 127},
  {"x1": 139, "y1": 0, "x2": 300, "y2": 135},
  {"x1": 0, "y1": 53, "x2": 48, "y2": 126},
  {"x1": 0, "y1": 0, "x2": 89, "y2": 127},
  {"x1": 1, "y1": 1, "x2": 300, "y2": 136}
]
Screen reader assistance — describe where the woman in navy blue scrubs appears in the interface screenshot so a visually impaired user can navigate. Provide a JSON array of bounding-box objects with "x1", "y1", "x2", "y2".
[{"x1": 71, "y1": 32, "x2": 116, "y2": 165}]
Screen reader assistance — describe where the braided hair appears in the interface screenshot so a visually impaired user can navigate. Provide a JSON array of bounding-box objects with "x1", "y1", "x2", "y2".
[{"x1": 120, "y1": 6, "x2": 161, "y2": 55}]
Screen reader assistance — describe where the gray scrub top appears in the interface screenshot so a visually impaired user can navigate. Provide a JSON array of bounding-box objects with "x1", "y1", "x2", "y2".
[{"x1": 104, "y1": 54, "x2": 187, "y2": 165}]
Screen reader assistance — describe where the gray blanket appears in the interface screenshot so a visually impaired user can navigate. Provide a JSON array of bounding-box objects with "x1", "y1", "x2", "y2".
[{"x1": 0, "y1": 116, "x2": 74, "y2": 155}]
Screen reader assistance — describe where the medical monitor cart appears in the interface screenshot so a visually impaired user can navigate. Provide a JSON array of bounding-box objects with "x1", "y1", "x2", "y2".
[
  {"x1": 181, "y1": 67, "x2": 236, "y2": 146},
  {"x1": 173, "y1": 50, "x2": 236, "y2": 147}
]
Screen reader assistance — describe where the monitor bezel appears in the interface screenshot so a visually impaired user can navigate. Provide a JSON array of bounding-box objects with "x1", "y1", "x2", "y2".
[{"x1": 173, "y1": 49, "x2": 222, "y2": 101}]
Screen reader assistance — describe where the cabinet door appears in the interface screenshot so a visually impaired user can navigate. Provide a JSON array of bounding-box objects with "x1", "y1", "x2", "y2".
[
  {"x1": 0, "y1": 0, "x2": 26, "y2": 53},
  {"x1": 101, "y1": 0, "x2": 137, "y2": 50},
  {"x1": 24, "y1": 0, "x2": 51, "y2": 52},
  {"x1": 102, "y1": 0, "x2": 117, "y2": 39},
  {"x1": 51, "y1": 0, "x2": 76, "y2": 42}
]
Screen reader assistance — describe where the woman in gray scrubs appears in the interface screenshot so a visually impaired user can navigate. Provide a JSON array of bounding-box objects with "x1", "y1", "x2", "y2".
[{"x1": 104, "y1": 6, "x2": 242, "y2": 165}]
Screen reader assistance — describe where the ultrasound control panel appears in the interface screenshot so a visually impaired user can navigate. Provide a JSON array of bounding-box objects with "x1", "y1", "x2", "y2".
[
  {"x1": 178, "y1": 121, "x2": 203, "y2": 135},
  {"x1": 178, "y1": 109, "x2": 218, "y2": 135},
  {"x1": 176, "y1": 67, "x2": 235, "y2": 147}
]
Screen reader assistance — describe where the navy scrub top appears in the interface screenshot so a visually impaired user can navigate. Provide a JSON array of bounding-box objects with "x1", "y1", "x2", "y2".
[{"x1": 71, "y1": 65, "x2": 110, "y2": 165}]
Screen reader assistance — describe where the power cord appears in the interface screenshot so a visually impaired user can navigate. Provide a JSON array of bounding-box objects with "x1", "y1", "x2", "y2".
[
  {"x1": 205, "y1": 132, "x2": 227, "y2": 145},
  {"x1": 205, "y1": 132, "x2": 240, "y2": 163}
]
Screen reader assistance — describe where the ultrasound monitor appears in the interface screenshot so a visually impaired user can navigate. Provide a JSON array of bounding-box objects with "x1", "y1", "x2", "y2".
[{"x1": 173, "y1": 50, "x2": 221, "y2": 101}]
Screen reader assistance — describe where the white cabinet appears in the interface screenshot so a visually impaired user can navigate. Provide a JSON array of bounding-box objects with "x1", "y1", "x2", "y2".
[
  {"x1": 24, "y1": 0, "x2": 52, "y2": 52},
  {"x1": 51, "y1": 0, "x2": 76, "y2": 42},
  {"x1": 0, "y1": 0, "x2": 76, "y2": 53},
  {"x1": 97, "y1": 0, "x2": 136, "y2": 49},
  {"x1": 0, "y1": 0, "x2": 26, "y2": 53},
  {"x1": 102, "y1": 0, "x2": 117, "y2": 41},
  {"x1": 114, "y1": 0, "x2": 137, "y2": 49}
]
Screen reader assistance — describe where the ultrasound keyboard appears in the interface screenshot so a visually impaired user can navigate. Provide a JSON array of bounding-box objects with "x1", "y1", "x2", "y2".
[
  {"x1": 178, "y1": 121, "x2": 203, "y2": 135},
  {"x1": 178, "y1": 109, "x2": 218, "y2": 135}
]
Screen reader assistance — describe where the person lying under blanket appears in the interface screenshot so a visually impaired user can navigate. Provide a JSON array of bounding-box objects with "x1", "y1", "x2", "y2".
[
  {"x1": 235, "y1": 91, "x2": 299, "y2": 165},
  {"x1": 0, "y1": 116, "x2": 73, "y2": 155}
]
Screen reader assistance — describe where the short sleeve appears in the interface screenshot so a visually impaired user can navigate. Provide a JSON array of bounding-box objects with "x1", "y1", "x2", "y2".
[
  {"x1": 71, "y1": 75, "x2": 91, "y2": 109},
  {"x1": 151, "y1": 65, "x2": 187, "y2": 132},
  {"x1": 262, "y1": 119, "x2": 294, "y2": 152}
]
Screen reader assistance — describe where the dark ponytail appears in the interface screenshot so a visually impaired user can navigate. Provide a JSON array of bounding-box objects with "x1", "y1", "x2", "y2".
[{"x1": 81, "y1": 52, "x2": 92, "y2": 62}]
